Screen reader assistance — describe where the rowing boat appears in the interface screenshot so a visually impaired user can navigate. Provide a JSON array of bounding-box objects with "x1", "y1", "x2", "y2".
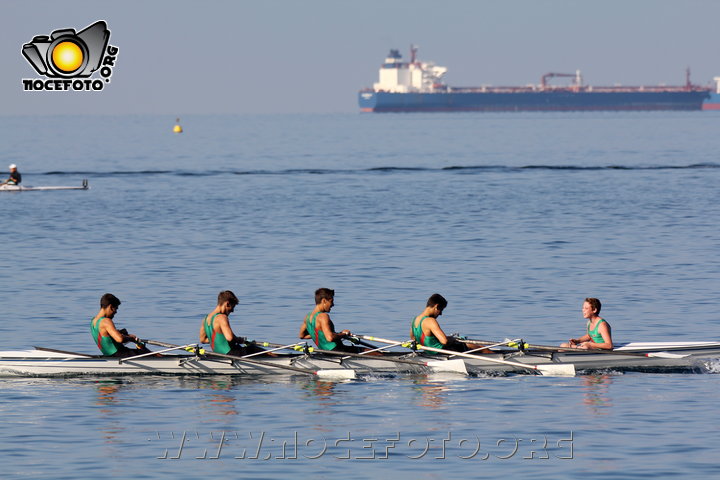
[
  {"x1": 0, "y1": 341, "x2": 718, "y2": 377},
  {"x1": 0, "y1": 348, "x2": 458, "y2": 377},
  {"x1": 0, "y1": 179, "x2": 89, "y2": 191}
]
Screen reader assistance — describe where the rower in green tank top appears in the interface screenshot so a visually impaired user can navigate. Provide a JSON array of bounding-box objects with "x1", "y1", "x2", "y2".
[
  {"x1": 411, "y1": 315, "x2": 445, "y2": 350},
  {"x1": 90, "y1": 293, "x2": 151, "y2": 357},
  {"x1": 560, "y1": 297, "x2": 613, "y2": 350},
  {"x1": 299, "y1": 288, "x2": 370, "y2": 354},
  {"x1": 410, "y1": 294, "x2": 494, "y2": 354},
  {"x1": 199, "y1": 290, "x2": 269, "y2": 356},
  {"x1": 203, "y1": 313, "x2": 231, "y2": 354},
  {"x1": 304, "y1": 310, "x2": 338, "y2": 350},
  {"x1": 90, "y1": 316, "x2": 123, "y2": 355}
]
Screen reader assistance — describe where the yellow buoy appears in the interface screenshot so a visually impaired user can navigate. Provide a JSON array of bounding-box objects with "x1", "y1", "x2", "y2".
[{"x1": 173, "y1": 117, "x2": 183, "y2": 133}]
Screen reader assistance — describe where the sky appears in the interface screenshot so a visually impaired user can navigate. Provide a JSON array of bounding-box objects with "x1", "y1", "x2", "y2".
[{"x1": 2, "y1": 0, "x2": 719, "y2": 115}]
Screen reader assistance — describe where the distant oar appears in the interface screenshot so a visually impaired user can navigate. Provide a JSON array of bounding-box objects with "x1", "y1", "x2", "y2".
[
  {"x1": 359, "y1": 335, "x2": 576, "y2": 377},
  {"x1": 259, "y1": 341, "x2": 467, "y2": 374},
  {"x1": 460, "y1": 339, "x2": 690, "y2": 359},
  {"x1": 141, "y1": 339, "x2": 356, "y2": 380}
]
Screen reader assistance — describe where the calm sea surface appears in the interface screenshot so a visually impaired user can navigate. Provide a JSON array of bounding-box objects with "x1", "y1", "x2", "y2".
[{"x1": 1, "y1": 112, "x2": 719, "y2": 479}]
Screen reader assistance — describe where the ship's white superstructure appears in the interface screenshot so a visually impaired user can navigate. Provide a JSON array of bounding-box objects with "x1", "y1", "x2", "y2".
[{"x1": 373, "y1": 46, "x2": 447, "y2": 93}]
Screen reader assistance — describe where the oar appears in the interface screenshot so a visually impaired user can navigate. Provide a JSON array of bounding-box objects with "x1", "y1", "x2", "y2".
[
  {"x1": 347, "y1": 339, "x2": 404, "y2": 355},
  {"x1": 359, "y1": 335, "x2": 576, "y2": 376},
  {"x1": 34, "y1": 346, "x2": 94, "y2": 358},
  {"x1": 241, "y1": 341, "x2": 305, "y2": 358},
  {"x1": 141, "y1": 340, "x2": 356, "y2": 380},
  {"x1": 447, "y1": 338, "x2": 523, "y2": 357},
  {"x1": 464, "y1": 339, "x2": 690, "y2": 359},
  {"x1": 117, "y1": 343, "x2": 197, "y2": 363},
  {"x1": 259, "y1": 341, "x2": 467, "y2": 374},
  {"x1": 347, "y1": 336, "x2": 382, "y2": 350},
  {"x1": 288, "y1": 338, "x2": 405, "y2": 356},
  {"x1": 454, "y1": 338, "x2": 524, "y2": 348}
]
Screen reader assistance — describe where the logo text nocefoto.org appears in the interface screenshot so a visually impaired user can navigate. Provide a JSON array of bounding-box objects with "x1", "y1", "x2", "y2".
[{"x1": 21, "y1": 20, "x2": 118, "y2": 91}]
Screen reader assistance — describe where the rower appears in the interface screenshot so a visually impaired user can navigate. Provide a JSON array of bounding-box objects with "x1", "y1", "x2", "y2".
[
  {"x1": 560, "y1": 298, "x2": 613, "y2": 350},
  {"x1": 90, "y1": 293, "x2": 151, "y2": 357},
  {"x1": 300, "y1": 288, "x2": 375, "y2": 354},
  {"x1": 199, "y1": 290, "x2": 270, "y2": 356},
  {"x1": 411, "y1": 293, "x2": 494, "y2": 353},
  {"x1": 1, "y1": 164, "x2": 21, "y2": 186}
]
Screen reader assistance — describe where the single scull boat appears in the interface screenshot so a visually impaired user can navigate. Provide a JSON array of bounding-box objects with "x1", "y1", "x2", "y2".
[{"x1": 0, "y1": 179, "x2": 89, "y2": 191}]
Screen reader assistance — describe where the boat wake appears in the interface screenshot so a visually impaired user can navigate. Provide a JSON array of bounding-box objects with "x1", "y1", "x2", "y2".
[
  {"x1": 702, "y1": 358, "x2": 720, "y2": 374},
  {"x1": 37, "y1": 162, "x2": 720, "y2": 178}
]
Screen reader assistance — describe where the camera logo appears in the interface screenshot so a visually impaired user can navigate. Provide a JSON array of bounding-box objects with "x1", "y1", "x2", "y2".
[{"x1": 22, "y1": 20, "x2": 119, "y2": 91}]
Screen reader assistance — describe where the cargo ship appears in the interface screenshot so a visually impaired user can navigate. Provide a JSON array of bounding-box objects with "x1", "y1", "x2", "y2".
[{"x1": 359, "y1": 47, "x2": 711, "y2": 112}]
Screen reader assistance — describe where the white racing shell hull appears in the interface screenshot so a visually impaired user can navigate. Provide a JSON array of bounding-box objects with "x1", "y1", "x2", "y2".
[
  {"x1": 0, "y1": 350, "x2": 436, "y2": 377},
  {"x1": 0, "y1": 180, "x2": 89, "y2": 191},
  {"x1": 0, "y1": 342, "x2": 718, "y2": 377}
]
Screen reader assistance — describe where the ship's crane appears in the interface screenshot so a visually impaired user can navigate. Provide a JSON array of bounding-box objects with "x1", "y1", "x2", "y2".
[{"x1": 541, "y1": 71, "x2": 583, "y2": 89}]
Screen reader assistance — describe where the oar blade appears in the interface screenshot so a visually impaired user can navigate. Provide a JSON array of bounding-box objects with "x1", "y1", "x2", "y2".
[
  {"x1": 537, "y1": 363, "x2": 576, "y2": 376},
  {"x1": 426, "y1": 359, "x2": 468, "y2": 374},
  {"x1": 647, "y1": 352, "x2": 689, "y2": 359},
  {"x1": 315, "y1": 369, "x2": 356, "y2": 380}
]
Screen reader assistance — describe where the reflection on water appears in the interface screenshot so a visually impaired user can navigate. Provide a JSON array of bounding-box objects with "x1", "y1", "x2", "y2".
[
  {"x1": 205, "y1": 393, "x2": 238, "y2": 417},
  {"x1": 410, "y1": 376, "x2": 453, "y2": 409},
  {"x1": 580, "y1": 374, "x2": 614, "y2": 415},
  {"x1": 95, "y1": 379, "x2": 123, "y2": 406},
  {"x1": 300, "y1": 379, "x2": 340, "y2": 405},
  {"x1": 94, "y1": 379, "x2": 127, "y2": 441}
]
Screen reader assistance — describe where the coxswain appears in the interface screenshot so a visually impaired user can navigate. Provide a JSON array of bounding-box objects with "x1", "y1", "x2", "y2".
[
  {"x1": 560, "y1": 297, "x2": 613, "y2": 350},
  {"x1": 90, "y1": 293, "x2": 151, "y2": 357}
]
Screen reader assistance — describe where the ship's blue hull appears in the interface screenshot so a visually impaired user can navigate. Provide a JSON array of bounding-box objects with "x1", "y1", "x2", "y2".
[
  {"x1": 702, "y1": 92, "x2": 720, "y2": 110},
  {"x1": 359, "y1": 90, "x2": 710, "y2": 112}
]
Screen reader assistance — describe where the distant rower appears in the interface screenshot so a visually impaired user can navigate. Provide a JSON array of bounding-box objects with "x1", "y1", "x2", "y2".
[
  {"x1": 560, "y1": 297, "x2": 613, "y2": 350},
  {"x1": 1, "y1": 164, "x2": 21, "y2": 186}
]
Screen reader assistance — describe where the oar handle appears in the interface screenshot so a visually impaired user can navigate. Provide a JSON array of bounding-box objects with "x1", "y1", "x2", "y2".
[
  {"x1": 347, "y1": 336, "x2": 382, "y2": 349},
  {"x1": 359, "y1": 335, "x2": 416, "y2": 349}
]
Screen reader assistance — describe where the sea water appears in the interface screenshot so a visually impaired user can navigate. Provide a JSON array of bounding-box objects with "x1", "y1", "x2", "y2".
[{"x1": 0, "y1": 112, "x2": 719, "y2": 479}]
